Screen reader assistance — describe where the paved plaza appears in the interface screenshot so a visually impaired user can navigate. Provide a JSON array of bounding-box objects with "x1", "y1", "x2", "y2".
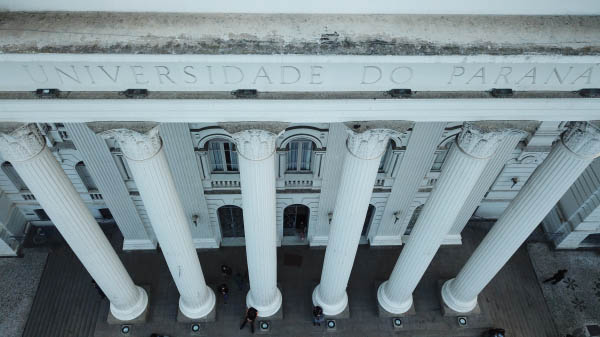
[{"x1": 2, "y1": 222, "x2": 569, "y2": 337}]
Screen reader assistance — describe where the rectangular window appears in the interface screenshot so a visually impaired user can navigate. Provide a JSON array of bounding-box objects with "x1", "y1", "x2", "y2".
[
  {"x1": 431, "y1": 150, "x2": 448, "y2": 172},
  {"x1": 287, "y1": 140, "x2": 312, "y2": 172},
  {"x1": 209, "y1": 141, "x2": 238, "y2": 172}
]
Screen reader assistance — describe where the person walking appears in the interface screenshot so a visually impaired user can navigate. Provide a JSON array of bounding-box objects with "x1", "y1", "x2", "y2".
[
  {"x1": 221, "y1": 264, "x2": 233, "y2": 278},
  {"x1": 218, "y1": 283, "x2": 229, "y2": 304},
  {"x1": 240, "y1": 307, "x2": 258, "y2": 333},
  {"x1": 312, "y1": 306, "x2": 324, "y2": 326},
  {"x1": 543, "y1": 269, "x2": 568, "y2": 284}
]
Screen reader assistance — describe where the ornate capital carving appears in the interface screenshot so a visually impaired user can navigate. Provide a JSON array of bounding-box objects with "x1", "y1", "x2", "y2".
[
  {"x1": 346, "y1": 129, "x2": 396, "y2": 160},
  {"x1": 99, "y1": 127, "x2": 162, "y2": 161},
  {"x1": 456, "y1": 123, "x2": 523, "y2": 159},
  {"x1": 0, "y1": 124, "x2": 46, "y2": 162},
  {"x1": 561, "y1": 122, "x2": 600, "y2": 158},
  {"x1": 232, "y1": 129, "x2": 278, "y2": 161}
]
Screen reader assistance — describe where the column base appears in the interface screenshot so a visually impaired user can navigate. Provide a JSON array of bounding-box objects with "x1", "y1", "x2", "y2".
[
  {"x1": 107, "y1": 286, "x2": 149, "y2": 324},
  {"x1": 440, "y1": 279, "x2": 479, "y2": 315},
  {"x1": 179, "y1": 287, "x2": 216, "y2": 321},
  {"x1": 377, "y1": 281, "x2": 413, "y2": 315},
  {"x1": 375, "y1": 282, "x2": 415, "y2": 317},
  {"x1": 177, "y1": 303, "x2": 216, "y2": 323},
  {"x1": 312, "y1": 284, "x2": 348, "y2": 316},
  {"x1": 246, "y1": 287, "x2": 283, "y2": 318}
]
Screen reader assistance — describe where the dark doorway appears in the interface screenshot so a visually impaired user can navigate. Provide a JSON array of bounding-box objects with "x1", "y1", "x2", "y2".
[
  {"x1": 218, "y1": 205, "x2": 244, "y2": 238},
  {"x1": 283, "y1": 204, "x2": 310, "y2": 239}
]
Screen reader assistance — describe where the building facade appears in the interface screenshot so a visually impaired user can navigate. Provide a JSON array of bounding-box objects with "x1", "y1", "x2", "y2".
[{"x1": 0, "y1": 1, "x2": 599, "y2": 322}]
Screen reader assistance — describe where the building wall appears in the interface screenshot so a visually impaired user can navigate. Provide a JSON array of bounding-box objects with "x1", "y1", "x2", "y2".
[{"x1": 0, "y1": 121, "x2": 577, "y2": 249}]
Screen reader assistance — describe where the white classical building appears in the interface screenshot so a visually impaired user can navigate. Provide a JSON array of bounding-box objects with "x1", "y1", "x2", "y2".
[{"x1": 0, "y1": 0, "x2": 599, "y2": 321}]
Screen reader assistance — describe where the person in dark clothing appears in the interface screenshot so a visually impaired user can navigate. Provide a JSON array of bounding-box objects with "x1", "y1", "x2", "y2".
[
  {"x1": 91, "y1": 280, "x2": 106, "y2": 299},
  {"x1": 543, "y1": 269, "x2": 568, "y2": 284},
  {"x1": 221, "y1": 264, "x2": 233, "y2": 278},
  {"x1": 240, "y1": 307, "x2": 258, "y2": 333},
  {"x1": 218, "y1": 283, "x2": 229, "y2": 304},
  {"x1": 312, "y1": 306, "x2": 324, "y2": 326}
]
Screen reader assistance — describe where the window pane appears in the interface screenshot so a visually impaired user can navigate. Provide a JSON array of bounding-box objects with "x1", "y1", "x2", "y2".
[
  {"x1": 300, "y1": 141, "x2": 312, "y2": 171},
  {"x1": 224, "y1": 142, "x2": 234, "y2": 171},
  {"x1": 210, "y1": 142, "x2": 224, "y2": 171},
  {"x1": 230, "y1": 148, "x2": 239, "y2": 171},
  {"x1": 431, "y1": 150, "x2": 448, "y2": 171},
  {"x1": 287, "y1": 142, "x2": 298, "y2": 171}
]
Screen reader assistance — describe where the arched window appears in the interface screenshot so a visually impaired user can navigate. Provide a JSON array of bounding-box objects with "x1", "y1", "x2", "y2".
[
  {"x1": 218, "y1": 205, "x2": 244, "y2": 238},
  {"x1": 431, "y1": 150, "x2": 449, "y2": 171},
  {"x1": 404, "y1": 204, "x2": 424, "y2": 235},
  {"x1": 75, "y1": 161, "x2": 97, "y2": 191},
  {"x1": 362, "y1": 204, "x2": 375, "y2": 236},
  {"x1": 287, "y1": 139, "x2": 313, "y2": 172},
  {"x1": 283, "y1": 204, "x2": 310, "y2": 238},
  {"x1": 1, "y1": 162, "x2": 27, "y2": 191},
  {"x1": 378, "y1": 142, "x2": 393, "y2": 172},
  {"x1": 209, "y1": 140, "x2": 239, "y2": 172}
]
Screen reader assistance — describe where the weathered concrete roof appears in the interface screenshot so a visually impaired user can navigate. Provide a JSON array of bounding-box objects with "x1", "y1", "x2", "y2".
[{"x1": 0, "y1": 13, "x2": 599, "y2": 55}]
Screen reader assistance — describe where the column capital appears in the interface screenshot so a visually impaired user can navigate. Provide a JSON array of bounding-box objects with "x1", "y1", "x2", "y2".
[
  {"x1": 561, "y1": 122, "x2": 600, "y2": 159},
  {"x1": 100, "y1": 128, "x2": 162, "y2": 161},
  {"x1": 232, "y1": 129, "x2": 279, "y2": 161},
  {"x1": 347, "y1": 129, "x2": 396, "y2": 160},
  {"x1": 457, "y1": 123, "x2": 523, "y2": 159},
  {"x1": 0, "y1": 124, "x2": 45, "y2": 162}
]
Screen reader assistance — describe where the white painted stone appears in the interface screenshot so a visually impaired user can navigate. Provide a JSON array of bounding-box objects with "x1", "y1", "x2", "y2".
[
  {"x1": 2, "y1": 54, "x2": 599, "y2": 92},
  {"x1": 1, "y1": 1, "x2": 599, "y2": 16},
  {"x1": 101, "y1": 127, "x2": 215, "y2": 319},
  {"x1": 232, "y1": 129, "x2": 282, "y2": 317},
  {"x1": 65, "y1": 123, "x2": 156, "y2": 250},
  {"x1": 311, "y1": 123, "x2": 347, "y2": 246},
  {"x1": 313, "y1": 128, "x2": 395, "y2": 315},
  {"x1": 372, "y1": 122, "x2": 446, "y2": 245},
  {"x1": 447, "y1": 133, "x2": 524, "y2": 237},
  {"x1": 442, "y1": 122, "x2": 600, "y2": 313},
  {"x1": 159, "y1": 123, "x2": 217, "y2": 248},
  {"x1": 378, "y1": 124, "x2": 521, "y2": 314},
  {"x1": 1, "y1": 99, "x2": 597, "y2": 123},
  {"x1": 0, "y1": 124, "x2": 148, "y2": 321}
]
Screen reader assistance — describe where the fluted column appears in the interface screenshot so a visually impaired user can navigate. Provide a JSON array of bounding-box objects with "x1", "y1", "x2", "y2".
[
  {"x1": 372, "y1": 122, "x2": 446, "y2": 245},
  {"x1": 442, "y1": 122, "x2": 600, "y2": 313},
  {"x1": 313, "y1": 128, "x2": 395, "y2": 315},
  {"x1": 0, "y1": 124, "x2": 148, "y2": 321},
  {"x1": 232, "y1": 129, "x2": 282, "y2": 317},
  {"x1": 101, "y1": 127, "x2": 215, "y2": 319},
  {"x1": 447, "y1": 132, "x2": 524, "y2": 239},
  {"x1": 378, "y1": 124, "x2": 521, "y2": 314}
]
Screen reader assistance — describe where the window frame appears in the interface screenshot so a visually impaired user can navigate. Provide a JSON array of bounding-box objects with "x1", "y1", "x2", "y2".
[
  {"x1": 209, "y1": 140, "x2": 239, "y2": 173},
  {"x1": 286, "y1": 139, "x2": 314, "y2": 173}
]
